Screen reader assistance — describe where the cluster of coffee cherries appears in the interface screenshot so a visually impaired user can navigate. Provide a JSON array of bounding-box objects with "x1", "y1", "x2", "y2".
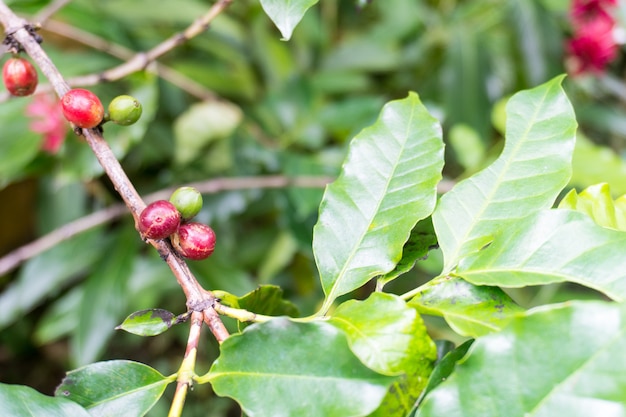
[
  {"x1": 139, "y1": 187, "x2": 216, "y2": 261},
  {"x1": 2, "y1": 56, "x2": 142, "y2": 128}
]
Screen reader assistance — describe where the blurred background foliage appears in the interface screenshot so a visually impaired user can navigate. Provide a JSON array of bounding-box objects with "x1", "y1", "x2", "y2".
[{"x1": 1, "y1": 0, "x2": 626, "y2": 415}]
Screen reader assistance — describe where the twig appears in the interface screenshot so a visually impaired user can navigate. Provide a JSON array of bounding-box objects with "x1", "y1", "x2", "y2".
[
  {"x1": 0, "y1": 0, "x2": 223, "y2": 337},
  {"x1": 213, "y1": 302, "x2": 274, "y2": 323},
  {"x1": 168, "y1": 310, "x2": 203, "y2": 417},
  {"x1": 32, "y1": 0, "x2": 70, "y2": 24},
  {"x1": 62, "y1": 0, "x2": 232, "y2": 86},
  {"x1": 0, "y1": 175, "x2": 333, "y2": 276}
]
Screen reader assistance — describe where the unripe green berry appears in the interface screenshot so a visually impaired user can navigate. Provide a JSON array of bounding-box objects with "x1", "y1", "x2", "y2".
[
  {"x1": 108, "y1": 95, "x2": 142, "y2": 126},
  {"x1": 169, "y1": 186, "x2": 203, "y2": 221}
]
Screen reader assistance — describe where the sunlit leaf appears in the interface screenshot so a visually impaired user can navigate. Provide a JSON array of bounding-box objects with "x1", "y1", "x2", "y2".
[
  {"x1": 259, "y1": 0, "x2": 319, "y2": 40},
  {"x1": 408, "y1": 276, "x2": 524, "y2": 337},
  {"x1": 457, "y1": 209, "x2": 626, "y2": 301},
  {"x1": 313, "y1": 92, "x2": 444, "y2": 311},
  {"x1": 0, "y1": 383, "x2": 91, "y2": 417},
  {"x1": 55, "y1": 360, "x2": 174, "y2": 417},
  {"x1": 416, "y1": 301, "x2": 626, "y2": 417},
  {"x1": 433, "y1": 75, "x2": 577, "y2": 273},
  {"x1": 559, "y1": 183, "x2": 626, "y2": 231},
  {"x1": 329, "y1": 293, "x2": 437, "y2": 417},
  {"x1": 207, "y1": 318, "x2": 395, "y2": 417}
]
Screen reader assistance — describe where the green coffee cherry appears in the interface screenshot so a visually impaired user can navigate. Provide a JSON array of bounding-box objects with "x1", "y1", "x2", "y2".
[
  {"x1": 108, "y1": 95, "x2": 142, "y2": 126},
  {"x1": 169, "y1": 186, "x2": 203, "y2": 221}
]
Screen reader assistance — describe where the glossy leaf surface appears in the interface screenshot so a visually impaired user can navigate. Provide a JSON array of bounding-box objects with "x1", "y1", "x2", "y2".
[
  {"x1": 409, "y1": 276, "x2": 524, "y2": 337},
  {"x1": 458, "y1": 209, "x2": 626, "y2": 301},
  {"x1": 329, "y1": 293, "x2": 437, "y2": 417},
  {"x1": 313, "y1": 92, "x2": 444, "y2": 311},
  {"x1": 0, "y1": 383, "x2": 91, "y2": 417},
  {"x1": 259, "y1": 0, "x2": 319, "y2": 40},
  {"x1": 417, "y1": 301, "x2": 626, "y2": 417},
  {"x1": 208, "y1": 318, "x2": 395, "y2": 417},
  {"x1": 433, "y1": 75, "x2": 576, "y2": 272},
  {"x1": 116, "y1": 308, "x2": 177, "y2": 336},
  {"x1": 55, "y1": 360, "x2": 173, "y2": 417}
]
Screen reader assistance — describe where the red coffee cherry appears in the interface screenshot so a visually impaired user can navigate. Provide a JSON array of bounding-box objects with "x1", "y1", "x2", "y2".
[
  {"x1": 138, "y1": 200, "x2": 181, "y2": 240},
  {"x1": 60, "y1": 88, "x2": 104, "y2": 129},
  {"x1": 171, "y1": 222, "x2": 216, "y2": 260},
  {"x1": 3, "y1": 57, "x2": 38, "y2": 96}
]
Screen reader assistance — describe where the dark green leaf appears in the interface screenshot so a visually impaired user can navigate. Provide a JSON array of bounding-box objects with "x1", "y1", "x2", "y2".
[
  {"x1": 0, "y1": 383, "x2": 91, "y2": 417},
  {"x1": 0, "y1": 229, "x2": 104, "y2": 330},
  {"x1": 408, "y1": 276, "x2": 524, "y2": 337},
  {"x1": 116, "y1": 309, "x2": 177, "y2": 337},
  {"x1": 71, "y1": 226, "x2": 139, "y2": 366},
  {"x1": 259, "y1": 0, "x2": 320, "y2": 40},
  {"x1": 378, "y1": 218, "x2": 438, "y2": 288},
  {"x1": 313, "y1": 92, "x2": 444, "y2": 312},
  {"x1": 433, "y1": 76, "x2": 577, "y2": 273},
  {"x1": 457, "y1": 209, "x2": 626, "y2": 302},
  {"x1": 55, "y1": 360, "x2": 174, "y2": 417},
  {"x1": 207, "y1": 318, "x2": 395, "y2": 417},
  {"x1": 416, "y1": 301, "x2": 626, "y2": 417},
  {"x1": 237, "y1": 285, "x2": 300, "y2": 318},
  {"x1": 413, "y1": 339, "x2": 473, "y2": 411}
]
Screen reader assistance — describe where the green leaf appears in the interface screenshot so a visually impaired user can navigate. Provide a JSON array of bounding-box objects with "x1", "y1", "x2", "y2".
[
  {"x1": 313, "y1": 92, "x2": 444, "y2": 311},
  {"x1": 413, "y1": 340, "x2": 473, "y2": 411},
  {"x1": 237, "y1": 285, "x2": 300, "y2": 318},
  {"x1": 329, "y1": 293, "x2": 437, "y2": 417},
  {"x1": 329, "y1": 292, "x2": 436, "y2": 375},
  {"x1": 559, "y1": 183, "x2": 626, "y2": 231},
  {"x1": 259, "y1": 0, "x2": 319, "y2": 41},
  {"x1": 377, "y1": 218, "x2": 438, "y2": 288},
  {"x1": 0, "y1": 99, "x2": 43, "y2": 187},
  {"x1": 55, "y1": 360, "x2": 174, "y2": 417},
  {"x1": 207, "y1": 318, "x2": 395, "y2": 417},
  {"x1": 408, "y1": 276, "x2": 525, "y2": 337},
  {"x1": 433, "y1": 75, "x2": 577, "y2": 273},
  {"x1": 448, "y1": 124, "x2": 486, "y2": 172},
  {"x1": 116, "y1": 309, "x2": 178, "y2": 336},
  {"x1": 571, "y1": 134, "x2": 626, "y2": 196},
  {"x1": 457, "y1": 209, "x2": 626, "y2": 302},
  {"x1": 0, "y1": 383, "x2": 91, "y2": 417},
  {"x1": 71, "y1": 226, "x2": 139, "y2": 366},
  {"x1": 416, "y1": 301, "x2": 626, "y2": 417},
  {"x1": 0, "y1": 229, "x2": 104, "y2": 330},
  {"x1": 174, "y1": 99, "x2": 242, "y2": 165}
]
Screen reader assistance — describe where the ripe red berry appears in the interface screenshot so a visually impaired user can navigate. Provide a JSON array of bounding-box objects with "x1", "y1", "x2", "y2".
[
  {"x1": 3, "y1": 57, "x2": 38, "y2": 96},
  {"x1": 171, "y1": 222, "x2": 216, "y2": 260},
  {"x1": 138, "y1": 200, "x2": 181, "y2": 240},
  {"x1": 60, "y1": 88, "x2": 104, "y2": 129}
]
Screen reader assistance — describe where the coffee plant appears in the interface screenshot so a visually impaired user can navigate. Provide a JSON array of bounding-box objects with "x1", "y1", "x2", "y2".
[{"x1": 1, "y1": 1, "x2": 626, "y2": 417}]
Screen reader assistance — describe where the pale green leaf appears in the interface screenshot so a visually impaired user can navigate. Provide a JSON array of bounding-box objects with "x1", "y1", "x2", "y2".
[
  {"x1": 458, "y1": 209, "x2": 626, "y2": 302},
  {"x1": 0, "y1": 383, "x2": 91, "y2": 417},
  {"x1": 329, "y1": 292, "x2": 436, "y2": 376},
  {"x1": 416, "y1": 301, "x2": 626, "y2": 417},
  {"x1": 55, "y1": 360, "x2": 174, "y2": 417},
  {"x1": 259, "y1": 0, "x2": 319, "y2": 40},
  {"x1": 313, "y1": 92, "x2": 444, "y2": 311},
  {"x1": 433, "y1": 75, "x2": 577, "y2": 273},
  {"x1": 207, "y1": 318, "x2": 395, "y2": 417},
  {"x1": 408, "y1": 276, "x2": 524, "y2": 337},
  {"x1": 558, "y1": 183, "x2": 625, "y2": 231},
  {"x1": 329, "y1": 293, "x2": 437, "y2": 417}
]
